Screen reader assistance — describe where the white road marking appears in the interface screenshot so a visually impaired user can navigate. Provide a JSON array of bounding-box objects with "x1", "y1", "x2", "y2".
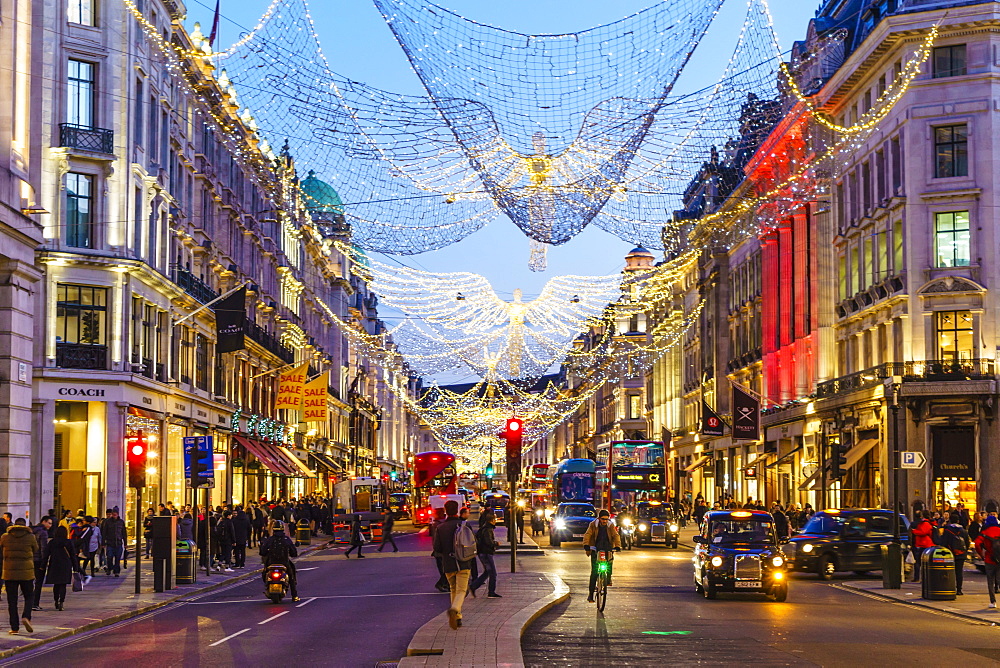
[
  {"x1": 185, "y1": 592, "x2": 448, "y2": 605},
  {"x1": 296, "y1": 597, "x2": 317, "y2": 608},
  {"x1": 296, "y1": 567, "x2": 318, "y2": 571},
  {"x1": 208, "y1": 627, "x2": 251, "y2": 647},
  {"x1": 258, "y1": 611, "x2": 289, "y2": 625}
]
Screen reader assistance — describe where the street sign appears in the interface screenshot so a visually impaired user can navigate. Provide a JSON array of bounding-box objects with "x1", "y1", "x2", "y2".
[
  {"x1": 900, "y1": 451, "x2": 926, "y2": 469},
  {"x1": 183, "y1": 436, "x2": 216, "y2": 488}
]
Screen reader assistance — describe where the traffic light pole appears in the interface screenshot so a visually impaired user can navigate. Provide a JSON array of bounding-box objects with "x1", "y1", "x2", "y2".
[
  {"x1": 508, "y1": 472, "x2": 517, "y2": 574},
  {"x1": 135, "y1": 489, "x2": 142, "y2": 594}
]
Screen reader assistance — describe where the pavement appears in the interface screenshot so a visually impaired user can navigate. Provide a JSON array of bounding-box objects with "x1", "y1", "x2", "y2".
[
  {"x1": 400, "y1": 572, "x2": 569, "y2": 667},
  {"x1": 842, "y1": 571, "x2": 1000, "y2": 624}
]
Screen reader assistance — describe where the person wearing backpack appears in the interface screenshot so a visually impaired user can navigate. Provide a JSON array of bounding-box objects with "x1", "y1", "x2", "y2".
[
  {"x1": 259, "y1": 520, "x2": 299, "y2": 601},
  {"x1": 940, "y1": 511, "x2": 971, "y2": 594},
  {"x1": 974, "y1": 515, "x2": 1000, "y2": 608},
  {"x1": 431, "y1": 500, "x2": 475, "y2": 629},
  {"x1": 469, "y1": 511, "x2": 500, "y2": 598}
]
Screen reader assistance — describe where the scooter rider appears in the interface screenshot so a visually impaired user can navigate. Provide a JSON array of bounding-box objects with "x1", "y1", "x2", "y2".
[{"x1": 259, "y1": 520, "x2": 299, "y2": 601}]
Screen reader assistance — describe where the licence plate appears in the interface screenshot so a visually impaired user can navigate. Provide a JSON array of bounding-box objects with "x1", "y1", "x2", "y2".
[
  {"x1": 572, "y1": 533, "x2": 584, "y2": 538},
  {"x1": 734, "y1": 581, "x2": 760, "y2": 588},
  {"x1": 653, "y1": 538, "x2": 665, "y2": 542}
]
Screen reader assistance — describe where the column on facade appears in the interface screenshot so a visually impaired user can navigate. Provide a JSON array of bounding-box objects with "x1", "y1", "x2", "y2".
[{"x1": 760, "y1": 230, "x2": 780, "y2": 404}]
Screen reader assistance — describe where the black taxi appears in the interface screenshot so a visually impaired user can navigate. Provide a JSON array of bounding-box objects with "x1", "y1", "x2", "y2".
[
  {"x1": 784, "y1": 509, "x2": 910, "y2": 579},
  {"x1": 634, "y1": 501, "x2": 680, "y2": 548},
  {"x1": 693, "y1": 510, "x2": 788, "y2": 601}
]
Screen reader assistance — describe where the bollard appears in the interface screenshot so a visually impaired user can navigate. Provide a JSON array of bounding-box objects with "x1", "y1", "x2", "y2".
[
  {"x1": 296, "y1": 519, "x2": 312, "y2": 546},
  {"x1": 881, "y1": 543, "x2": 902, "y2": 589},
  {"x1": 920, "y1": 547, "x2": 956, "y2": 600}
]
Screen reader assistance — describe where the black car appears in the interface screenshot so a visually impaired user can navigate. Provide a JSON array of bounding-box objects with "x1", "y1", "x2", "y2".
[
  {"x1": 549, "y1": 502, "x2": 598, "y2": 547},
  {"x1": 784, "y1": 509, "x2": 911, "y2": 579},
  {"x1": 634, "y1": 501, "x2": 679, "y2": 548},
  {"x1": 693, "y1": 510, "x2": 788, "y2": 601}
]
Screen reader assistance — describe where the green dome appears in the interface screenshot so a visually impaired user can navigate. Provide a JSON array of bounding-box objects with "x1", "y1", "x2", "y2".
[{"x1": 301, "y1": 170, "x2": 344, "y2": 215}]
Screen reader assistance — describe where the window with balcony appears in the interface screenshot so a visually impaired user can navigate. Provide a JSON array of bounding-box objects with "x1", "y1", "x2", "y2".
[
  {"x1": 68, "y1": 0, "x2": 95, "y2": 25},
  {"x1": 65, "y1": 172, "x2": 94, "y2": 248},
  {"x1": 934, "y1": 124, "x2": 968, "y2": 178},
  {"x1": 932, "y1": 44, "x2": 966, "y2": 78},
  {"x1": 56, "y1": 284, "x2": 108, "y2": 369},
  {"x1": 67, "y1": 60, "x2": 94, "y2": 127},
  {"x1": 934, "y1": 211, "x2": 970, "y2": 267},
  {"x1": 936, "y1": 310, "x2": 973, "y2": 362}
]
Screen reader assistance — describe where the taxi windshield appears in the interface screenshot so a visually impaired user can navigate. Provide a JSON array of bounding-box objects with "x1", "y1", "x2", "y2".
[
  {"x1": 560, "y1": 504, "x2": 597, "y2": 518},
  {"x1": 637, "y1": 505, "x2": 669, "y2": 521},
  {"x1": 707, "y1": 519, "x2": 776, "y2": 546}
]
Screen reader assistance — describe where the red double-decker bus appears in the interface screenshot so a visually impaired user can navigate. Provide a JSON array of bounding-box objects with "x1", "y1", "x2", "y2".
[{"x1": 412, "y1": 451, "x2": 458, "y2": 526}]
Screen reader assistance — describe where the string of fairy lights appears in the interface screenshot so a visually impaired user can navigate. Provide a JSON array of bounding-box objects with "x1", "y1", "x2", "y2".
[{"x1": 122, "y1": 0, "x2": 942, "y2": 455}]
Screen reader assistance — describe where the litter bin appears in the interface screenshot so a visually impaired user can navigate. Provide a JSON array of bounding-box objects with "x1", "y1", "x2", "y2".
[
  {"x1": 176, "y1": 540, "x2": 198, "y2": 585},
  {"x1": 296, "y1": 519, "x2": 311, "y2": 546},
  {"x1": 881, "y1": 542, "x2": 902, "y2": 589},
  {"x1": 920, "y1": 547, "x2": 956, "y2": 600}
]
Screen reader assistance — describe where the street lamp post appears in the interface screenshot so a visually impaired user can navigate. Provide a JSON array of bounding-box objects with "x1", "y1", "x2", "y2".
[{"x1": 882, "y1": 379, "x2": 903, "y2": 589}]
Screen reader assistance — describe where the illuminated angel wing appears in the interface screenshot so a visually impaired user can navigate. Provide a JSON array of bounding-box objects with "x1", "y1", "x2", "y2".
[
  {"x1": 523, "y1": 274, "x2": 623, "y2": 336},
  {"x1": 367, "y1": 264, "x2": 510, "y2": 334}
]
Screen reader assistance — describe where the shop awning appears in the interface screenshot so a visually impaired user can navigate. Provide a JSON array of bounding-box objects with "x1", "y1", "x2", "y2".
[
  {"x1": 683, "y1": 455, "x2": 711, "y2": 473},
  {"x1": 232, "y1": 435, "x2": 297, "y2": 476},
  {"x1": 311, "y1": 451, "x2": 343, "y2": 472},
  {"x1": 798, "y1": 468, "x2": 822, "y2": 491},
  {"x1": 845, "y1": 438, "x2": 879, "y2": 470},
  {"x1": 767, "y1": 445, "x2": 803, "y2": 469},
  {"x1": 279, "y1": 446, "x2": 317, "y2": 478}
]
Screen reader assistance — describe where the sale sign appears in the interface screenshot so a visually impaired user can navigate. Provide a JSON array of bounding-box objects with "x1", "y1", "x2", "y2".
[
  {"x1": 275, "y1": 363, "x2": 309, "y2": 411},
  {"x1": 303, "y1": 371, "x2": 329, "y2": 423}
]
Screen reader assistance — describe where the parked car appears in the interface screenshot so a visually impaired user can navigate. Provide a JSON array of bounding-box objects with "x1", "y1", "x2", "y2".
[{"x1": 784, "y1": 509, "x2": 910, "y2": 579}]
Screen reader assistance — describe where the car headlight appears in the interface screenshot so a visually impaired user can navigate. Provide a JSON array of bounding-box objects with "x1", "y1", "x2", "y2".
[
  {"x1": 638, "y1": 523, "x2": 648, "y2": 532},
  {"x1": 772, "y1": 556, "x2": 784, "y2": 568},
  {"x1": 710, "y1": 556, "x2": 724, "y2": 568},
  {"x1": 535, "y1": 510, "x2": 543, "y2": 517},
  {"x1": 801, "y1": 543, "x2": 814, "y2": 553},
  {"x1": 669, "y1": 524, "x2": 679, "y2": 532},
  {"x1": 554, "y1": 519, "x2": 566, "y2": 530}
]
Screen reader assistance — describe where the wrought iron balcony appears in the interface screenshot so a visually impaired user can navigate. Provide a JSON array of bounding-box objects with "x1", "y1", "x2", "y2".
[
  {"x1": 173, "y1": 267, "x2": 218, "y2": 304},
  {"x1": 59, "y1": 123, "x2": 114, "y2": 154},
  {"x1": 816, "y1": 359, "x2": 996, "y2": 399},
  {"x1": 244, "y1": 318, "x2": 295, "y2": 364},
  {"x1": 56, "y1": 343, "x2": 108, "y2": 370}
]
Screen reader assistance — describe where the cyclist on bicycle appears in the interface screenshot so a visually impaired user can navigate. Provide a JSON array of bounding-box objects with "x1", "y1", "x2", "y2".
[{"x1": 583, "y1": 509, "x2": 621, "y2": 602}]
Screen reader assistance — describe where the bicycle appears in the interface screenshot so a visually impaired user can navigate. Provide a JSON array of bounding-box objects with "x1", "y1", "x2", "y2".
[{"x1": 593, "y1": 549, "x2": 613, "y2": 612}]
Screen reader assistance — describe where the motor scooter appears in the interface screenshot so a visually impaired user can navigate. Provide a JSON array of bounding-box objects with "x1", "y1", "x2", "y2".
[
  {"x1": 264, "y1": 564, "x2": 289, "y2": 603},
  {"x1": 617, "y1": 516, "x2": 635, "y2": 550}
]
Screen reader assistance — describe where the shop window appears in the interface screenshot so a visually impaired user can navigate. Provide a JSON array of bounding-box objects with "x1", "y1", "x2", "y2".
[
  {"x1": 65, "y1": 173, "x2": 95, "y2": 248},
  {"x1": 934, "y1": 124, "x2": 968, "y2": 178},
  {"x1": 932, "y1": 44, "x2": 966, "y2": 78},
  {"x1": 934, "y1": 211, "x2": 970, "y2": 267},
  {"x1": 935, "y1": 310, "x2": 973, "y2": 361}
]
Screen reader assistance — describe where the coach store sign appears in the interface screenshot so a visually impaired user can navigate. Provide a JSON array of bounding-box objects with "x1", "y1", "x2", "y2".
[{"x1": 40, "y1": 383, "x2": 122, "y2": 402}]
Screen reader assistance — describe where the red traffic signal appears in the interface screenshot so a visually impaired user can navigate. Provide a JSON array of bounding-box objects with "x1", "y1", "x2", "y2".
[
  {"x1": 126, "y1": 433, "x2": 148, "y2": 489},
  {"x1": 505, "y1": 417, "x2": 523, "y2": 457}
]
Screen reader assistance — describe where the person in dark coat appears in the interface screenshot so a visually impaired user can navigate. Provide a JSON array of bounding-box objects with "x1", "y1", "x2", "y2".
[
  {"x1": 345, "y1": 515, "x2": 365, "y2": 558},
  {"x1": 142, "y1": 508, "x2": 155, "y2": 558},
  {"x1": 2, "y1": 520, "x2": 38, "y2": 633},
  {"x1": 250, "y1": 503, "x2": 265, "y2": 548},
  {"x1": 469, "y1": 511, "x2": 500, "y2": 597},
  {"x1": 45, "y1": 526, "x2": 75, "y2": 611},
  {"x1": 30, "y1": 517, "x2": 52, "y2": 611},
  {"x1": 177, "y1": 513, "x2": 195, "y2": 542},
  {"x1": 431, "y1": 500, "x2": 474, "y2": 629},
  {"x1": 216, "y1": 511, "x2": 236, "y2": 572},
  {"x1": 430, "y1": 509, "x2": 449, "y2": 592},
  {"x1": 232, "y1": 508, "x2": 252, "y2": 568},
  {"x1": 377, "y1": 509, "x2": 398, "y2": 553}
]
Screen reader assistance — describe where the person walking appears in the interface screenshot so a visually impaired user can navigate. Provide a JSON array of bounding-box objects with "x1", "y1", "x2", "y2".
[
  {"x1": 79, "y1": 516, "x2": 101, "y2": 580},
  {"x1": 216, "y1": 511, "x2": 236, "y2": 572},
  {"x1": 232, "y1": 507, "x2": 251, "y2": 568},
  {"x1": 377, "y1": 509, "x2": 398, "y2": 553},
  {"x1": 430, "y1": 509, "x2": 449, "y2": 592},
  {"x1": 345, "y1": 515, "x2": 366, "y2": 558},
  {"x1": 974, "y1": 515, "x2": 1000, "y2": 608},
  {"x1": 45, "y1": 526, "x2": 75, "y2": 611},
  {"x1": 432, "y1": 500, "x2": 474, "y2": 630},
  {"x1": 940, "y1": 511, "x2": 971, "y2": 595},
  {"x1": 30, "y1": 517, "x2": 51, "y2": 611},
  {"x1": 99, "y1": 509, "x2": 126, "y2": 577},
  {"x1": 1, "y1": 519, "x2": 38, "y2": 634},
  {"x1": 142, "y1": 508, "x2": 155, "y2": 558},
  {"x1": 469, "y1": 511, "x2": 500, "y2": 598}
]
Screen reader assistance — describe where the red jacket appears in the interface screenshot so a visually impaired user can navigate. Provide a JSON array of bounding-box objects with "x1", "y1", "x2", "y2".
[
  {"x1": 974, "y1": 525, "x2": 1000, "y2": 565},
  {"x1": 911, "y1": 519, "x2": 936, "y2": 549}
]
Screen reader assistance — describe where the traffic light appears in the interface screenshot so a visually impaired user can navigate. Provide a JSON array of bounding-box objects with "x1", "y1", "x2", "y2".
[
  {"x1": 126, "y1": 434, "x2": 148, "y2": 489},
  {"x1": 190, "y1": 446, "x2": 212, "y2": 488},
  {"x1": 830, "y1": 439, "x2": 849, "y2": 480},
  {"x1": 505, "y1": 417, "x2": 523, "y2": 481},
  {"x1": 485, "y1": 462, "x2": 494, "y2": 478},
  {"x1": 390, "y1": 470, "x2": 398, "y2": 481}
]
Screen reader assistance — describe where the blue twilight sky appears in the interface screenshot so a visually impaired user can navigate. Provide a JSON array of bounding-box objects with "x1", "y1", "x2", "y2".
[{"x1": 185, "y1": 0, "x2": 820, "y2": 300}]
